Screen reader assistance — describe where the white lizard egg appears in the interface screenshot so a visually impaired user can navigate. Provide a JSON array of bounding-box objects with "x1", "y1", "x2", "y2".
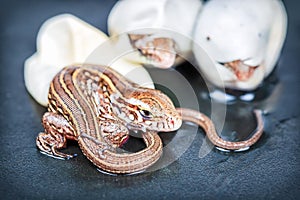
[
  {"x1": 193, "y1": 0, "x2": 287, "y2": 91},
  {"x1": 24, "y1": 14, "x2": 154, "y2": 106},
  {"x1": 108, "y1": 0, "x2": 202, "y2": 68}
]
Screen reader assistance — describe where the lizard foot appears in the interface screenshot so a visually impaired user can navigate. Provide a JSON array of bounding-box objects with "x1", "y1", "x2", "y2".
[{"x1": 36, "y1": 132, "x2": 76, "y2": 159}]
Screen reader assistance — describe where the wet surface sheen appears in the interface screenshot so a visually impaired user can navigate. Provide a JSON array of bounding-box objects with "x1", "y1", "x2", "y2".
[{"x1": 0, "y1": 0, "x2": 299, "y2": 199}]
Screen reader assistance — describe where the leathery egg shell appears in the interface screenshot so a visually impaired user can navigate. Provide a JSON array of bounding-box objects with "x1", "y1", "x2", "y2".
[
  {"x1": 193, "y1": 0, "x2": 287, "y2": 91},
  {"x1": 24, "y1": 14, "x2": 154, "y2": 106},
  {"x1": 108, "y1": 0, "x2": 202, "y2": 68}
]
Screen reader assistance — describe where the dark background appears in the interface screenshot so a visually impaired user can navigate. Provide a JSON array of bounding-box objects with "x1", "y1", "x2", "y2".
[{"x1": 0, "y1": 0, "x2": 299, "y2": 199}]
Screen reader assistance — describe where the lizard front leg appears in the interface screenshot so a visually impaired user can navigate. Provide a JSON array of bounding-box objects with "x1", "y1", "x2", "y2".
[
  {"x1": 100, "y1": 120, "x2": 129, "y2": 148},
  {"x1": 36, "y1": 112, "x2": 77, "y2": 159}
]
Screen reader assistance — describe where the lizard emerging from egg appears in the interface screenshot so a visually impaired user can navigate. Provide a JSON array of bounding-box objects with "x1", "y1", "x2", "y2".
[
  {"x1": 108, "y1": 0, "x2": 202, "y2": 68},
  {"x1": 193, "y1": 0, "x2": 287, "y2": 91}
]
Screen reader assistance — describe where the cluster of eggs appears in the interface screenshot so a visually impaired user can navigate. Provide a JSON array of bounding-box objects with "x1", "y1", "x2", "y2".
[
  {"x1": 24, "y1": 0, "x2": 287, "y2": 106},
  {"x1": 108, "y1": 0, "x2": 287, "y2": 91}
]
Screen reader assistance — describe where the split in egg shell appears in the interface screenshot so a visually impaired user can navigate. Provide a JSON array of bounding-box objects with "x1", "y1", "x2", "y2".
[
  {"x1": 193, "y1": 0, "x2": 287, "y2": 92},
  {"x1": 108, "y1": 0, "x2": 202, "y2": 68}
]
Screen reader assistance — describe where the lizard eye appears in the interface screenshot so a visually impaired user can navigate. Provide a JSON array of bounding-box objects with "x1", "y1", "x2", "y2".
[{"x1": 139, "y1": 109, "x2": 152, "y2": 119}]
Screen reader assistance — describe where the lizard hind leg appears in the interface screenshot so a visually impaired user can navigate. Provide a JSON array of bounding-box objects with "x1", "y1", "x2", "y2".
[{"x1": 36, "y1": 112, "x2": 77, "y2": 160}]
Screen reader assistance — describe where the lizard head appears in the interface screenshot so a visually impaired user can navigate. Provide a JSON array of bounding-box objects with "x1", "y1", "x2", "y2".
[
  {"x1": 111, "y1": 88, "x2": 182, "y2": 132},
  {"x1": 128, "y1": 34, "x2": 177, "y2": 69}
]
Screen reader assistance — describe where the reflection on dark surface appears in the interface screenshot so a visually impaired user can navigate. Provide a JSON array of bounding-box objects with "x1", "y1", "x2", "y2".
[
  {"x1": 27, "y1": 56, "x2": 279, "y2": 178},
  {"x1": 176, "y1": 60, "x2": 281, "y2": 143},
  {"x1": 96, "y1": 169, "x2": 154, "y2": 188},
  {"x1": 1, "y1": 1, "x2": 299, "y2": 198},
  {"x1": 223, "y1": 68, "x2": 279, "y2": 103}
]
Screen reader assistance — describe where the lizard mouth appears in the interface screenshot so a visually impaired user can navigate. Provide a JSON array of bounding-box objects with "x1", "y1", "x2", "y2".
[
  {"x1": 119, "y1": 134, "x2": 129, "y2": 147},
  {"x1": 128, "y1": 34, "x2": 176, "y2": 69},
  {"x1": 219, "y1": 60, "x2": 259, "y2": 82}
]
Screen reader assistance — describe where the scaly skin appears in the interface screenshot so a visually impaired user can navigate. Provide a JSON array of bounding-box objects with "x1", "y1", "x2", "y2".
[
  {"x1": 176, "y1": 108, "x2": 264, "y2": 151},
  {"x1": 36, "y1": 64, "x2": 264, "y2": 174},
  {"x1": 220, "y1": 59, "x2": 259, "y2": 81},
  {"x1": 128, "y1": 34, "x2": 177, "y2": 69},
  {"x1": 36, "y1": 64, "x2": 181, "y2": 174}
]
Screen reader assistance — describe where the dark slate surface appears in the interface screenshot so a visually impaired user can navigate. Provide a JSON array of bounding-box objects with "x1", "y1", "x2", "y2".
[{"x1": 0, "y1": 0, "x2": 299, "y2": 199}]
